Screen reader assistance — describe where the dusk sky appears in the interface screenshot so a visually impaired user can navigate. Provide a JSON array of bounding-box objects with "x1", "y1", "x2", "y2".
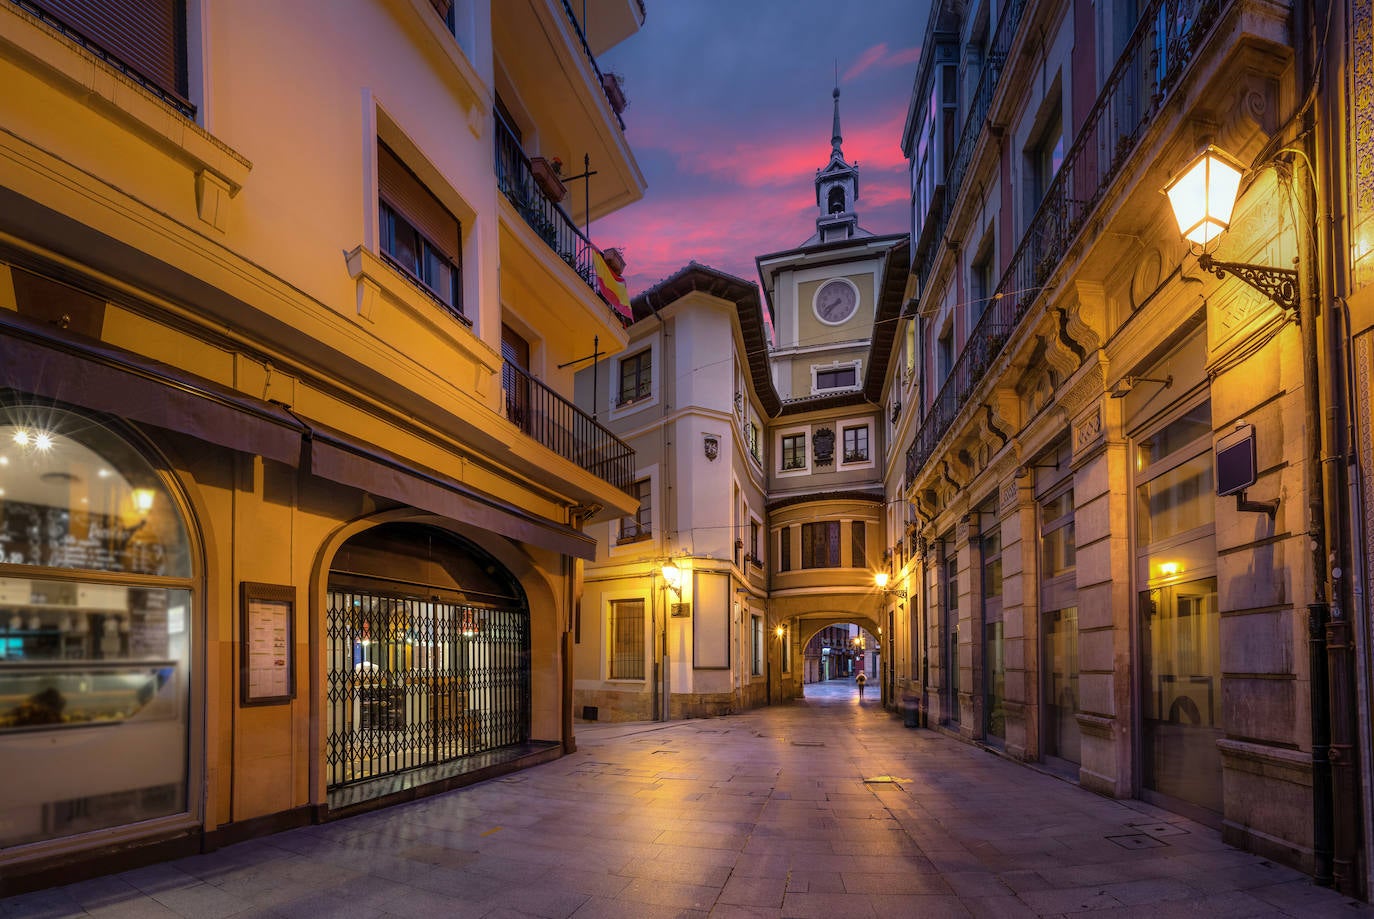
[{"x1": 591, "y1": 1, "x2": 930, "y2": 295}]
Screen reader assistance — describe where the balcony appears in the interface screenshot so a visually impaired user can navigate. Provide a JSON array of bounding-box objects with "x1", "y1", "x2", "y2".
[
  {"x1": 907, "y1": 0, "x2": 1227, "y2": 482},
  {"x1": 494, "y1": 110, "x2": 630, "y2": 330},
  {"x1": 502, "y1": 359, "x2": 636, "y2": 494}
]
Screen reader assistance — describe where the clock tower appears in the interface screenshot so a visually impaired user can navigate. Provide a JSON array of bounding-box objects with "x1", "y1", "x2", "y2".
[{"x1": 813, "y1": 85, "x2": 862, "y2": 244}]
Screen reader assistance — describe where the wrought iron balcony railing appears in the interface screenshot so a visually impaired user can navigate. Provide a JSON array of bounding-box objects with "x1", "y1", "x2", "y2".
[
  {"x1": 502, "y1": 358, "x2": 636, "y2": 495},
  {"x1": 559, "y1": 0, "x2": 627, "y2": 130},
  {"x1": 907, "y1": 0, "x2": 1224, "y2": 483},
  {"x1": 494, "y1": 111, "x2": 629, "y2": 330}
]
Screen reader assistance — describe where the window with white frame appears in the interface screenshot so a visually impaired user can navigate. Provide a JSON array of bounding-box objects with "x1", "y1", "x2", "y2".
[
  {"x1": 781, "y1": 432, "x2": 807, "y2": 471},
  {"x1": 609, "y1": 599, "x2": 645, "y2": 679},
  {"x1": 813, "y1": 361, "x2": 860, "y2": 393},
  {"x1": 747, "y1": 420, "x2": 761, "y2": 463},
  {"x1": 841, "y1": 424, "x2": 870, "y2": 464},
  {"x1": 379, "y1": 143, "x2": 463, "y2": 317},
  {"x1": 617, "y1": 349, "x2": 652, "y2": 406},
  {"x1": 618, "y1": 478, "x2": 651, "y2": 543}
]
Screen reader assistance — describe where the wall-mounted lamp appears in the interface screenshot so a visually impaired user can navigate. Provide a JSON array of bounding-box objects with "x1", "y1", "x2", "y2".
[
  {"x1": 874, "y1": 572, "x2": 907, "y2": 599},
  {"x1": 661, "y1": 561, "x2": 683, "y2": 599},
  {"x1": 1163, "y1": 145, "x2": 1298, "y2": 313},
  {"x1": 774, "y1": 625, "x2": 786, "y2": 639},
  {"x1": 1109, "y1": 374, "x2": 1173, "y2": 399}
]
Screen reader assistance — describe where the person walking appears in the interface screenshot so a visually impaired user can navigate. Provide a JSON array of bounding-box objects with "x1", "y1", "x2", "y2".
[{"x1": 855, "y1": 670, "x2": 867, "y2": 701}]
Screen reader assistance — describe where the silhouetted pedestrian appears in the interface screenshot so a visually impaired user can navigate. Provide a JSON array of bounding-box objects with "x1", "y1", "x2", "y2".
[{"x1": 855, "y1": 671, "x2": 867, "y2": 701}]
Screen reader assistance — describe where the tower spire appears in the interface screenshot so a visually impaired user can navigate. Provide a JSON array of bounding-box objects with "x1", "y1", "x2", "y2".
[{"x1": 831, "y1": 83, "x2": 843, "y2": 159}]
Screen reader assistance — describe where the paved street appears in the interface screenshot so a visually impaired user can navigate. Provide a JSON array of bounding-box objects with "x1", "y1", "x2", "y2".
[{"x1": 3, "y1": 680, "x2": 1368, "y2": 918}]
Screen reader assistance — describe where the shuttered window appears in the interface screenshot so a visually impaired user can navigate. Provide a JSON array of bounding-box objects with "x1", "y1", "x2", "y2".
[
  {"x1": 378, "y1": 142, "x2": 463, "y2": 315},
  {"x1": 29, "y1": 0, "x2": 190, "y2": 110}
]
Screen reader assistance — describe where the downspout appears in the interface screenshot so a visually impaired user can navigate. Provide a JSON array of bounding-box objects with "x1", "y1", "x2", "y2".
[
  {"x1": 1293, "y1": 0, "x2": 1333, "y2": 885},
  {"x1": 1309, "y1": 0, "x2": 1364, "y2": 896}
]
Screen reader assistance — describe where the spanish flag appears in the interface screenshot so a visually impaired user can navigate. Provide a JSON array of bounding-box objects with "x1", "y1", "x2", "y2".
[{"x1": 593, "y1": 248, "x2": 632, "y2": 322}]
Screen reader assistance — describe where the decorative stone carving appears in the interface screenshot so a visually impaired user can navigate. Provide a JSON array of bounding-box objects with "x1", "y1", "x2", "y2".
[
  {"x1": 1000, "y1": 480, "x2": 1018, "y2": 511},
  {"x1": 813, "y1": 427, "x2": 834, "y2": 466},
  {"x1": 1130, "y1": 251, "x2": 1163, "y2": 310},
  {"x1": 704, "y1": 434, "x2": 719, "y2": 461},
  {"x1": 1074, "y1": 407, "x2": 1104, "y2": 453}
]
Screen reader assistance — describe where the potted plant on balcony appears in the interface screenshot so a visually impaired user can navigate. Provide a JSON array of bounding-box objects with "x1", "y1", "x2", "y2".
[
  {"x1": 530, "y1": 155, "x2": 567, "y2": 203},
  {"x1": 601, "y1": 247, "x2": 626, "y2": 276},
  {"x1": 601, "y1": 73, "x2": 628, "y2": 115}
]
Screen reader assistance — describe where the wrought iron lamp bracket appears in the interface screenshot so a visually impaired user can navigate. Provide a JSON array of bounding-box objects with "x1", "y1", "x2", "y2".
[{"x1": 1197, "y1": 253, "x2": 1299, "y2": 315}]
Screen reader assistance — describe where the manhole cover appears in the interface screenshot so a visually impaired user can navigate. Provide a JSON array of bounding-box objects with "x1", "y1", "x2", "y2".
[
  {"x1": 1130, "y1": 822, "x2": 1189, "y2": 838},
  {"x1": 1107, "y1": 834, "x2": 1167, "y2": 850}
]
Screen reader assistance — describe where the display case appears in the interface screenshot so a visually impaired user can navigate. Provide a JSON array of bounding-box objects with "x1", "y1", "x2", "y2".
[{"x1": 0, "y1": 661, "x2": 179, "y2": 731}]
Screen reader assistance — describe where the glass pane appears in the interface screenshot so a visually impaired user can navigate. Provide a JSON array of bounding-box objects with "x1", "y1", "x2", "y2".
[
  {"x1": 1137, "y1": 454, "x2": 1214, "y2": 545},
  {"x1": 1044, "y1": 606, "x2": 1081, "y2": 763},
  {"x1": 1141, "y1": 578, "x2": 1221, "y2": 813},
  {"x1": 1042, "y1": 520, "x2": 1076, "y2": 576},
  {"x1": 0, "y1": 408, "x2": 191, "y2": 577},
  {"x1": 1136, "y1": 401, "x2": 1211, "y2": 470},
  {"x1": 0, "y1": 584, "x2": 190, "y2": 846},
  {"x1": 984, "y1": 619, "x2": 1004, "y2": 739}
]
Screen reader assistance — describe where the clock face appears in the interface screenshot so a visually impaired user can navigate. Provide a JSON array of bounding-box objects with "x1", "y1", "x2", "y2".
[{"x1": 815, "y1": 279, "x2": 858, "y2": 324}]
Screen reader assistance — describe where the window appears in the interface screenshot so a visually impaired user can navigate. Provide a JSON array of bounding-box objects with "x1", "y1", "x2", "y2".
[
  {"x1": 781, "y1": 434, "x2": 807, "y2": 471},
  {"x1": 749, "y1": 520, "x2": 760, "y2": 565},
  {"x1": 970, "y1": 238, "x2": 995, "y2": 325},
  {"x1": 827, "y1": 186, "x2": 846, "y2": 214},
  {"x1": 618, "y1": 349, "x2": 652, "y2": 405},
  {"x1": 378, "y1": 144, "x2": 463, "y2": 316},
  {"x1": 982, "y1": 526, "x2": 1003, "y2": 599},
  {"x1": 936, "y1": 324, "x2": 954, "y2": 384},
  {"x1": 851, "y1": 521, "x2": 866, "y2": 569},
  {"x1": 751, "y1": 615, "x2": 763, "y2": 675},
  {"x1": 1041, "y1": 488, "x2": 1076, "y2": 576},
  {"x1": 801, "y1": 521, "x2": 841, "y2": 569},
  {"x1": 842, "y1": 425, "x2": 869, "y2": 463},
  {"x1": 1027, "y1": 97, "x2": 1065, "y2": 215},
  {"x1": 815, "y1": 365, "x2": 858, "y2": 391},
  {"x1": 619, "y1": 479, "x2": 651, "y2": 543},
  {"x1": 779, "y1": 527, "x2": 792, "y2": 572},
  {"x1": 28, "y1": 0, "x2": 192, "y2": 113},
  {"x1": 0, "y1": 403, "x2": 194, "y2": 848},
  {"x1": 1136, "y1": 401, "x2": 1213, "y2": 546},
  {"x1": 609, "y1": 600, "x2": 645, "y2": 679},
  {"x1": 747, "y1": 421, "x2": 761, "y2": 463}
]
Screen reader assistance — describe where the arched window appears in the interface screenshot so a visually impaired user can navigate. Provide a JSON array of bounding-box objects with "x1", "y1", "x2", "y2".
[
  {"x1": 0, "y1": 402, "x2": 194, "y2": 848},
  {"x1": 828, "y1": 186, "x2": 846, "y2": 214}
]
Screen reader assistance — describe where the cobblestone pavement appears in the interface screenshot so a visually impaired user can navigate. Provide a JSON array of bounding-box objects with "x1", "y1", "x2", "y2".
[{"x1": 3, "y1": 680, "x2": 1370, "y2": 918}]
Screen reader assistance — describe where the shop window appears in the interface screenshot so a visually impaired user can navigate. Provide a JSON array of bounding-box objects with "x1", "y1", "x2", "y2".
[
  {"x1": 781, "y1": 433, "x2": 807, "y2": 471},
  {"x1": 1135, "y1": 401, "x2": 1214, "y2": 546},
  {"x1": 618, "y1": 349, "x2": 652, "y2": 406},
  {"x1": 619, "y1": 478, "x2": 651, "y2": 543},
  {"x1": 610, "y1": 599, "x2": 645, "y2": 680},
  {"x1": 379, "y1": 143, "x2": 463, "y2": 318},
  {"x1": 801, "y1": 521, "x2": 840, "y2": 569},
  {"x1": 0, "y1": 403, "x2": 194, "y2": 849},
  {"x1": 1041, "y1": 488, "x2": 1076, "y2": 575}
]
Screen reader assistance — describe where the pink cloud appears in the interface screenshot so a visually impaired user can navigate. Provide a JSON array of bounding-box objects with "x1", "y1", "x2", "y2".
[{"x1": 844, "y1": 43, "x2": 922, "y2": 82}]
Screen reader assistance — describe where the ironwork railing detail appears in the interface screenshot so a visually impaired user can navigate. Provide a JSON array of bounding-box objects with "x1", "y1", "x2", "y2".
[
  {"x1": 907, "y1": 0, "x2": 1224, "y2": 483},
  {"x1": 325, "y1": 587, "x2": 529, "y2": 792},
  {"x1": 493, "y1": 111, "x2": 630, "y2": 330},
  {"x1": 502, "y1": 358, "x2": 636, "y2": 494},
  {"x1": 559, "y1": 0, "x2": 626, "y2": 130}
]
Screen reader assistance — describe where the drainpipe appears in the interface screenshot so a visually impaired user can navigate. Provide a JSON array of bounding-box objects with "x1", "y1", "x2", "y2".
[{"x1": 1308, "y1": 0, "x2": 1363, "y2": 895}]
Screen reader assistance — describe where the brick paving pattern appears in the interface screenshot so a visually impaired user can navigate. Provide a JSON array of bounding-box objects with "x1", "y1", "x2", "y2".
[{"x1": 2, "y1": 680, "x2": 1368, "y2": 918}]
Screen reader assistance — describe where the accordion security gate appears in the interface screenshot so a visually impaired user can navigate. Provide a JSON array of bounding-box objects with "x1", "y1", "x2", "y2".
[{"x1": 326, "y1": 587, "x2": 530, "y2": 792}]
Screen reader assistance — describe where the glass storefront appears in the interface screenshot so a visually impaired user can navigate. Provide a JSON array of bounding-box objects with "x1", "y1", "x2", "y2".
[
  {"x1": 0, "y1": 403, "x2": 193, "y2": 848},
  {"x1": 943, "y1": 548, "x2": 959, "y2": 725},
  {"x1": 1040, "y1": 482, "x2": 1079, "y2": 766},
  {"x1": 1134, "y1": 398, "x2": 1220, "y2": 816}
]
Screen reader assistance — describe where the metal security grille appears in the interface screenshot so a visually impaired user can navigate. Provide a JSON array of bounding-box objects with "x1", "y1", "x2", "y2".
[{"x1": 325, "y1": 587, "x2": 529, "y2": 791}]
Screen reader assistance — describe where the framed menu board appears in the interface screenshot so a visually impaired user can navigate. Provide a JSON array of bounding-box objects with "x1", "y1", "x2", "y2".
[{"x1": 240, "y1": 582, "x2": 295, "y2": 706}]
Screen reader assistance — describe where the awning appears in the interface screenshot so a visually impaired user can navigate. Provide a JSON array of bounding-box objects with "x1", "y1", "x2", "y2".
[
  {"x1": 306, "y1": 421, "x2": 596, "y2": 561},
  {"x1": 0, "y1": 313, "x2": 305, "y2": 466}
]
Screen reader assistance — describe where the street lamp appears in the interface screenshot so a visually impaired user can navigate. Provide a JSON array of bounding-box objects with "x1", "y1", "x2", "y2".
[
  {"x1": 660, "y1": 561, "x2": 682, "y2": 599},
  {"x1": 1162, "y1": 145, "x2": 1297, "y2": 312},
  {"x1": 874, "y1": 571, "x2": 906, "y2": 599}
]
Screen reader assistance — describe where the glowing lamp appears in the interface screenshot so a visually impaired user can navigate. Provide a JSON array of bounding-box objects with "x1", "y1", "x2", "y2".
[
  {"x1": 132, "y1": 488, "x2": 157, "y2": 515},
  {"x1": 1163, "y1": 146, "x2": 1245, "y2": 248},
  {"x1": 661, "y1": 561, "x2": 683, "y2": 598},
  {"x1": 874, "y1": 572, "x2": 890, "y2": 589}
]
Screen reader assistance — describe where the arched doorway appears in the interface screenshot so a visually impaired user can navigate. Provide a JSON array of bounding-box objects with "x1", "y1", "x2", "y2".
[
  {"x1": 0, "y1": 401, "x2": 197, "y2": 850},
  {"x1": 324, "y1": 524, "x2": 530, "y2": 799}
]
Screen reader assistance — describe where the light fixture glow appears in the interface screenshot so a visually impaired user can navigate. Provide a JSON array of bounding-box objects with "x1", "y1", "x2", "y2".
[
  {"x1": 874, "y1": 572, "x2": 890, "y2": 589},
  {"x1": 661, "y1": 561, "x2": 684, "y2": 598},
  {"x1": 1160, "y1": 561, "x2": 1181, "y2": 578},
  {"x1": 0, "y1": 455, "x2": 8, "y2": 466},
  {"x1": 132, "y1": 488, "x2": 156, "y2": 514},
  {"x1": 33, "y1": 432, "x2": 53, "y2": 451},
  {"x1": 1163, "y1": 145, "x2": 1246, "y2": 247},
  {"x1": 12, "y1": 430, "x2": 29, "y2": 447},
  {"x1": 775, "y1": 625, "x2": 785, "y2": 638}
]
